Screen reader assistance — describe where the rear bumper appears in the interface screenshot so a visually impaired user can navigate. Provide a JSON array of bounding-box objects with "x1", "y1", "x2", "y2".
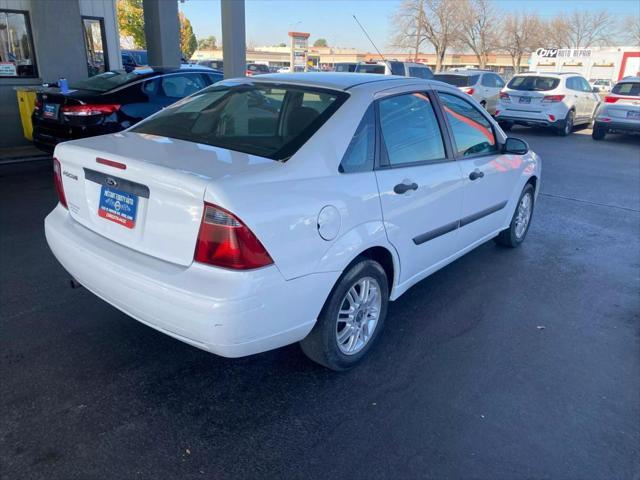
[
  {"x1": 496, "y1": 113, "x2": 564, "y2": 129},
  {"x1": 594, "y1": 119, "x2": 640, "y2": 134},
  {"x1": 32, "y1": 122, "x2": 121, "y2": 153},
  {"x1": 45, "y1": 205, "x2": 337, "y2": 357}
]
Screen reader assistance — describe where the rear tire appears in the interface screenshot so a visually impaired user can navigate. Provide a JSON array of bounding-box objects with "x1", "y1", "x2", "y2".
[
  {"x1": 300, "y1": 259, "x2": 389, "y2": 371},
  {"x1": 592, "y1": 124, "x2": 607, "y2": 140},
  {"x1": 557, "y1": 110, "x2": 574, "y2": 136},
  {"x1": 495, "y1": 183, "x2": 535, "y2": 248}
]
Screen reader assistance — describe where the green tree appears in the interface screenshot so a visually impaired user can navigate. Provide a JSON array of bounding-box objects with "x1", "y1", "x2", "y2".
[
  {"x1": 313, "y1": 38, "x2": 328, "y2": 47},
  {"x1": 117, "y1": 0, "x2": 146, "y2": 49},
  {"x1": 197, "y1": 35, "x2": 217, "y2": 50},
  {"x1": 179, "y1": 12, "x2": 197, "y2": 59},
  {"x1": 278, "y1": 42, "x2": 287, "y2": 47}
]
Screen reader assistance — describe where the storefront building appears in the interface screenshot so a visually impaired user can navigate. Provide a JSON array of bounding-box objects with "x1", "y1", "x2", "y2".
[{"x1": 0, "y1": 0, "x2": 120, "y2": 149}]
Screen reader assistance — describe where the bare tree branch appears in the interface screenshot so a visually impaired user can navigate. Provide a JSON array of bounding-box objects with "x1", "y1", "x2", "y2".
[{"x1": 458, "y1": 0, "x2": 498, "y2": 69}]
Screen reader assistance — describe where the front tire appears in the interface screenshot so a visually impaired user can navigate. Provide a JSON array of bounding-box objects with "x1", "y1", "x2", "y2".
[
  {"x1": 495, "y1": 183, "x2": 535, "y2": 248},
  {"x1": 300, "y1": 259, "x2": 389, "y2": 371}
]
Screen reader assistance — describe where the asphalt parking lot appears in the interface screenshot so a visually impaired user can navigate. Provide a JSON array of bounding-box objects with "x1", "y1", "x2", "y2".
[{"x1": 1, "y1": 127, "x2": 639, "y2": 479}]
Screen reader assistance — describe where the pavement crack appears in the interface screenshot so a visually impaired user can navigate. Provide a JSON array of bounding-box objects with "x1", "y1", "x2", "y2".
[{"x1": 540, "y1": 192, "x2": 640, "y2": 213}]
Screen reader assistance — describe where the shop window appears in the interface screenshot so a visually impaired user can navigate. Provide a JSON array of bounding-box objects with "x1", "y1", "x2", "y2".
[
  {"x1": 83, "y1": 17, "x2": 109, "y2": 77},
  {"x1": 0, "y1": 10, "x2": 38, "y2": 78}
]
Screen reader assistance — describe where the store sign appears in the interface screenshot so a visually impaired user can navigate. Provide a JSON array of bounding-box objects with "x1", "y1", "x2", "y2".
[
  {"x1": 536, "y1": 48, "x2": 592, "y2": 58},
  {"x1": 0, "y1": 62, "x2": 17, "y2": 76}
]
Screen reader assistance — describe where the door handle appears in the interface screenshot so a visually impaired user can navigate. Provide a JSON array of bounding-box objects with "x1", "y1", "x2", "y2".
[
  {"x1": 469, "y1": 170, "x2": 485, "y2": 181},
  {"x1": 393, "y1": 182, "x2": 418, "y2": 194}
]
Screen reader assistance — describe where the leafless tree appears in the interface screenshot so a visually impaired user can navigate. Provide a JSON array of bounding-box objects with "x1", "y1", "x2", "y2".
[
  {"x1": 458, "y1": 0, "x2": 498, "y2": 69},
  {"x1": 392, "y1": 0, "x2": 462, "y2": 72},
  {"x1": 545, "y1": 10, "x2": 615, "y2": 48},
  {"x1": 500, "y1": 13, "x2": 543, "y2": 74},
  {"x1": 621, "y1": 15, "x2": 640, "y2": 46}
]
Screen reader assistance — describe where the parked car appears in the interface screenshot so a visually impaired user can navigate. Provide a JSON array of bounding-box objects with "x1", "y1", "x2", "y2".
[
  {"x1": 590, "y1": 78, "x2": 612, "y2": 93},
  {"x1": 198, "y1": 59, "x2": 224, "y2": 71},
  {"x1": 246, "y1": 63, "x2": 270, "y2": 76},
  {"x1": 334, "y1": 62, "x2": 359, "y2": 73},
  {"x1": 495, "y1": 72, "x2": 600, "y2": 136},
  {"x1": 121, "y1": 50, "x2": 148, "y2": 72},
  {"x1": 434, "y1": 69, "x2": 505, "y2": 114},
  {"x1": 355, "y1": 61, "x2": 434, "y2": 79},
  {"x1": 45, "y1": 73, "x2": 540, "y2": 370},
  {"x1": 32, "y1": 66, "x2": 222, "y2": 153},
  {"x1": 592, "y1": 76, "x2": 640, "y2": 140}
]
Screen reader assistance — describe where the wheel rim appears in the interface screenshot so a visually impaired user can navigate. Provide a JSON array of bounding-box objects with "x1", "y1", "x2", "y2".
[
  {"x1": 514, "y1": 192, "x2": 533, "y2": 239},
  {"x1": 565, "y1": 113, "x2": 573, "y2": 134},
  {"x1": 336, "y1": 276, "x2": 382, "y2": 355}
]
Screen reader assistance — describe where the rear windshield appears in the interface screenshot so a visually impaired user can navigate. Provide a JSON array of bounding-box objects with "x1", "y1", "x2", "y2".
[
  {"x1": 611, "y1": 82, "x2": 640, "y2": 96},
  {"x1": 334, "y1": 63, "x2": 357, "y2": 72},
  {"x1": 434, "y1": 74, "x2": 479, "y2": 87},
  {"x1": 131, "y1": 83, "x2": 348, "y2": 161},
  {"x1": 507, "y1": 76, "x2": 560, "y2": 91},
  {"x1": 248, "y1": 64, "x2": 269, "y2": 72},
  {"x1": 356, "y1": 64, "x2": 385, "y2": 74},
  {"x1": 70, "y1": 69, "x2": 153, "y2": 92}
]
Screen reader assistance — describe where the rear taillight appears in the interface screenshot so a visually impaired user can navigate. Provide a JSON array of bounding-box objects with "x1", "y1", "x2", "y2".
[
  {"x1": 499, "y1": 92, "x2": 510, "y2": 101},
  {"x1": 542, "y1": 95, "x2": 565, "y2": 103},
  {"x1": 604, "y1": 96, "x2": 618, "y2": 103},
  {"x1": 53, "y1": 158, "x2": 68, "y2": 209},
  {"x1": 462, "y1": 87, "x2": 475, "y2": 95},
  {"x1": 61, "y1": 104, "x2": 120, "y2": 116},
  {"x1": 194, "y1": 203, "x2": 273, "y2": 270}
]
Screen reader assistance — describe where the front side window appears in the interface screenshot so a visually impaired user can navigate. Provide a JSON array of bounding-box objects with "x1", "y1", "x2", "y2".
[
  {"x1": 83, "y1": 17, "x2": 108, "y2": 77},
  {"x1": 132, "y1": 83, "x2": 347, "y2": 160},
  {"x1": 438, "y1": 92, "x2": 497, "y2": 157},
  {"x1": 0, "y1": 10, "x2": 37, "y2": 77},
  {"x1": 340, "y1": 105, "x2": 375, "y2": 173},
  {"x1": 378, "y1": 92, "x2": 445, "y2": 166}
]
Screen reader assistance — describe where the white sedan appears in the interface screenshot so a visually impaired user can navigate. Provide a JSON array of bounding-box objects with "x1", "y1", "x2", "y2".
[{"x1": 45, "y1": 73, "x2": 541, "y2": 370}]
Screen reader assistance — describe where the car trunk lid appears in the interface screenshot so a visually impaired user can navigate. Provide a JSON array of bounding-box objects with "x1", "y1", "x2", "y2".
[{"x1": 55, "y1": 132, "x2": 280, "y2": 266}]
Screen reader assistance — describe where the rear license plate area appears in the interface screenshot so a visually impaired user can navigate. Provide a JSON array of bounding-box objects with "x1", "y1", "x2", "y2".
[
  {"x1": 43, "y1": 103, "x2": 59, "y2": 119},
  {"x1": 627, "y1": 110, "x2": 640, "y2": 120},
  {"x1": 519, "y1": 97, "x2": 531, "y2": 104},
  {"x1": 98, "y1": 186, "x2": 138, "y2": 229}
]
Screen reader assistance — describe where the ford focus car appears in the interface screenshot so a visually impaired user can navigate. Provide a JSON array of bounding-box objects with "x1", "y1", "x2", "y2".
[{"x1": 45, "y1": 73, "x2": 541, "y2": 370}]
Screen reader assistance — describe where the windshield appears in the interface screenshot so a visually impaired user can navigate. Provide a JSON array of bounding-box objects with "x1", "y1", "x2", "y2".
[
  {"x1": 131, "y1": 83, "x2": 348, "y2": 161},
  {"x1": 70, "y1": 69, "x2": 153, "y2": 92},
  {"x1": 612, "y1": 82, "x2": 640, "y2": 96},
  {"x1": 355, "y1": 64, "x2": 385, "y2": 74},
  {"x1": 434, "y1": 74, "x2": 479, "y2": 87},
  {"x1": 507, "y1": 76, "x2": 560, "y2": 91},
  {"x1": 335, "y1": 63, "x2": 357, "y2": 72}
]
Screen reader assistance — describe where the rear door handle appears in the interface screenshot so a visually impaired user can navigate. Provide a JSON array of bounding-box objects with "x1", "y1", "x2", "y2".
[
  {"x1": 394, "y1": 182, "x2": 418, "y2": 194},
  {"x1": 469, "y1": 170, "x2": 485, "y2": 181}
]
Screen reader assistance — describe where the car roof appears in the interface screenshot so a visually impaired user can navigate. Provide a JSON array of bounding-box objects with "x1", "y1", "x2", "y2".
[
  {"x1": 127, "y1": 66, "x2": 220, "y2": 75},
  {"x1": 241, "y1": 72, "x2": 421, "y2": 90},
  {"x1": 619, "y1": 76, "x2": 640, "y2": 83}
]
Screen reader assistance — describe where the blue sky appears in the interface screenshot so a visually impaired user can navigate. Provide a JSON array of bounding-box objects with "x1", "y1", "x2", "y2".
[{"x1": 179, "y1": 0, "x2": 637, "y2": 51}]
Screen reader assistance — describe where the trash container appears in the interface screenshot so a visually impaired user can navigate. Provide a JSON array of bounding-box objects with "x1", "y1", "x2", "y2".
[{"x1": 15, "y1": 87, "x2": 39, "y2": 141}]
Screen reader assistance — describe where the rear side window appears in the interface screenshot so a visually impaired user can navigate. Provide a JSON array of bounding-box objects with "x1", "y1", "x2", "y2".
[
  {"x1": 378, "y1": 93, "x2": 445, "y2": 166},
  {"x1": 389, "y1": 61, "x2": 405, "y2": 76},
  {"x1": 408, "y1": 66, "x2": 433, "y2": 79},
  {"x1": 481, "y1": 74, "x2": 503, "y2": 87},
  {"x1": 507, "y1": 76, "x2": 560, "y2": 91},
  {"x1": 132, "y1": 84, "x2": 347, "y2": 160},
  {"x1": 438, "y1": 92, "x2": 497, "y2": 157},
  {"x1": 357, "y1": 64, "x2": 385, "y2": 74},
  {"x1": 340, "y1": 105, "x2": 375, "y2": 173},
  {"x1": 566, "y1": 77, "x2": 582, "y2": 91},
  {"x1": 612, "y1": 82, "x2": 640, "y2": 96},
  {"x1": 434, "y1": 74, "x2": 478, "y2": 87},
  {"x1": 161, "y1": 74, "x2": 207, "y2": 98}
]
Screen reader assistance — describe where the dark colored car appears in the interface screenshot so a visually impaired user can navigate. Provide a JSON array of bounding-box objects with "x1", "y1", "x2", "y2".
[
  {"x1": 246, "y1": 64, "x2": 270, "y2": 76},
  {"x1": 32, "y1": 67, "x2": 222, "y2": 153},
  {"x1": 121, "y1": 50, "x2": 148, "y2": 72}
]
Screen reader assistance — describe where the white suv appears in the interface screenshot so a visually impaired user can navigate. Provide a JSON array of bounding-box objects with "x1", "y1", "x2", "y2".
[
  {"x1": 434, "y1": 69, "x2": 506, "y2": 114},
  {"x1": 495, "y1": 72, "x2": 600, "y2": 136}
]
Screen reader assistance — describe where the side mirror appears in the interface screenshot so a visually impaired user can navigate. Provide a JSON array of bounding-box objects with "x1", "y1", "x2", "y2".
[
  {"x1": 592, "y1": 86, "x2": 600, "y2": 93},
  {"x1": 502, "y1": 137, "x2": 529, "y2": 155}
]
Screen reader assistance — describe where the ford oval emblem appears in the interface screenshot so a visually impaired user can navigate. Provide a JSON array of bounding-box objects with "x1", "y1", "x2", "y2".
[{"x1": 105, "y1": 177, "x2": 118, "y2": 187}]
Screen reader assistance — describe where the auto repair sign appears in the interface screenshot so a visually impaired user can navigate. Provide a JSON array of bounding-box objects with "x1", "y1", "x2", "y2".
[{"x1": 536, "y1": 48, "x2": 592, "y2": 58}]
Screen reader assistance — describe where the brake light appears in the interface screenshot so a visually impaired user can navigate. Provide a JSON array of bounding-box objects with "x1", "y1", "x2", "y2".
[
  {"x1": 604, "y1": 96, "x2": 618, "y2": 103},
  {"x1": 53, "y1": 158, "x2": 68, "y2": 209},
  {"x1": 462, "y1": 87, "x2": 475, "y2": 95},
  {"x1": 194, "y1": 203, "x2": 273, "y2": 270},
  {"x1": 499, "y1": 92, "x2": 510, "y2": 101},
  {"x1": 542, "y1": 95, "x2": 565, "y2": 103},
  {"x1": 61, "y1": 104, "x2": 120, "y2": 116},
  {"x1": 97, "y1": 157, "x2": 127, "y2": 170}
]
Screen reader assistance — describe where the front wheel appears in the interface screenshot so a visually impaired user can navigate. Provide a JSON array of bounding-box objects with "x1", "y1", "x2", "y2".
[
  {"x1": 300, "y1": 259, "x2": 389, "y2": 371},
  {"x1": 495, "y1": 183, "x2": 535, "y2": 248}
]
